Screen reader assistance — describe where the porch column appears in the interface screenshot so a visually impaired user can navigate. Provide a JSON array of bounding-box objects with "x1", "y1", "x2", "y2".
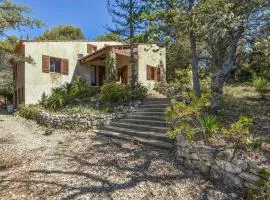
[{"x1": 105, "y1": 50, "x2": 117, "y2": 83}]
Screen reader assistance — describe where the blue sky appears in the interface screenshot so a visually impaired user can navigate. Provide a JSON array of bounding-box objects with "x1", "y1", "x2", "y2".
[{"x1": 6, "y1": 0, "x2": 113, "y2": 40}]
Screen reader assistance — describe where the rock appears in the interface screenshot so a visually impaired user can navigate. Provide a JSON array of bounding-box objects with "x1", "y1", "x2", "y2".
[
  {"x1": 216, "y1": 149, "x2": 234, "y2": 161},
  {"x1": 215, "y1": 160, "x2": 242, "y2": 174},
  {"x1": 239, "y1": 172, "x2": 260, "y2": 183},
  {"x1": 231, "y1": 159, "x2": 248, "y2": 171},
  {"x1": 190, "y1": 153, "x2": 199, "y2": 160},
  {"x1": 210, "y1": 167, "x2": 244, "y2": 190}
]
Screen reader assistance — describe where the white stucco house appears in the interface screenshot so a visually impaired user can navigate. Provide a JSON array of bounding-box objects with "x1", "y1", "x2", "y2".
[{"x1": 13, "y1": 40, "x2": 166, "y2": 107}]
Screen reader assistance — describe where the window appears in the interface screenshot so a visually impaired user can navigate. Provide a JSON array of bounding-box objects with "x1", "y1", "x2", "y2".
[
  {"x1": 147, "y1": 65, "x2": 155, "y2": 81},
  {"x1": 147, "y1": 65, "x2": 161, "y2": 82},
  {"x1": 50, "y1": 57, "x2": 61, "y2": 73},
  {"x1": 42, "y1": 55, "x2": 69, "y2": 75}
]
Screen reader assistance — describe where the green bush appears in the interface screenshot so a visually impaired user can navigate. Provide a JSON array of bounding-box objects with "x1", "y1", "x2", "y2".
[
  {"x1": 222, "y1": 116, "x2": 254, "y2": 147},
  {"x1": 67, "y1": 76, "x2": 100, "y2": 102},
  {"x1": 100, "y1": 83, "x2": 131, "y2": 105},
  {"x1": 252, "y1": 77, "x2": 269, "y2": 95},
  {"x1": 165, "y1": 91, "x2": 212, "y2": 141},
  {"x1": 199, "y1": 114, "x2": 219, "y2": 138},
  {"x1": 41, "y1": 76, "x2": 101, "y2": 111},
  {"x1": 18, "y1": 105, "x2": 40, "y2": 120},
  {"x1": 44, "y1": 86, "x2": 68, "y2": 111},
  {"x1": 132, "y1": 82, "x2": 148, "y2": 101}
]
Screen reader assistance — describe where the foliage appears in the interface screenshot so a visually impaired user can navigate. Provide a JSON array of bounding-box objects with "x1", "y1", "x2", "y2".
[
  {"x1": 222, "y1": 116, "x2": 254, "y2": 146},
  {"x1": 43, "y1": 86, "x2": 68, "y2": 111},
  {"x1": 18, "y1": 105, "x2": 40, "y2": 120},
  {"x1": 105, "y1": 51, "x2": 117, "y2": 83},
  {"x1": 107, "y1": 0, "x2": 146, "y2": 90},
  {"x1": 132, "y1": 82, "x2": 148, "y2": 101},
  {"x1": 0, "y1": 0, "x2": 42, "y2": 37},
  {"x1": 199, "y1": 114, "x2": 219, "y2": 138},
  {"x1": 165, "y1": 91, "x2": 212, "y2": 141},
  {"x1": 247, "y1": 169, "x2": 270, "y2": 200},
  {"x1": 93, "y1": 33, "x2": 122, "y2": 42},
  {"x1": 67, "y1": 76, "x2": 100, "y2": 101},
  {"x1": 36, "y1": 25, "x2": 85, "y2": 41},
  {"x1": 41, "y1": 76, "x2": 100, "y2": 111},
  {"x1": 100, "y1": 83, "x2": 131, "y2": 105},
  {"x1": 252, "y1": 77, "x2": 269, "y2": 96},
  {"x1": 0, "y1": 88, "x2": 13, "y2": 102}
]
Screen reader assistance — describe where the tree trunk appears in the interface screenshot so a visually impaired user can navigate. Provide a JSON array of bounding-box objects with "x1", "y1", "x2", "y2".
[
  {"x1": 211, "y1": 37, "x2": 239, "y2": 108},
  {"x1": 129, "y1": 0, "x2": 136, "y2": 95},
  {"x1": 189, "y1": 30, "x2": 201, "y2": 97}
]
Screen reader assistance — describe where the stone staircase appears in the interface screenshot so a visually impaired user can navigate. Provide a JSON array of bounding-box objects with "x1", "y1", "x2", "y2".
[{"x1": 95, "y1": 98, "x2": 173, "y2": 149}]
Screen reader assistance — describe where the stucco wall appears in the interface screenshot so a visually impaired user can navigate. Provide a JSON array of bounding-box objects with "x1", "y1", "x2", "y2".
[
  {"x1": 137, "y1": 44, "x2": 166, "y2": 90},
  {"x1": 23, "y1": 41, "x2": 122, "y2": 104}
]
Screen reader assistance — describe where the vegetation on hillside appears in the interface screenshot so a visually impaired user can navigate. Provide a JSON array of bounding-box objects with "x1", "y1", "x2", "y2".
[{"x1": 36, "y1": 25, "x2": 86, "y2": 41}]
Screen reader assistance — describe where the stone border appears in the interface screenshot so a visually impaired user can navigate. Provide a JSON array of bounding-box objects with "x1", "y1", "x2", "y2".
[
  {"x1": 175, "y1": 137, "x2": 268, "y2": 193},
  {"x1": 36, "y1": 106, "x2": 134, "y2": 130}
]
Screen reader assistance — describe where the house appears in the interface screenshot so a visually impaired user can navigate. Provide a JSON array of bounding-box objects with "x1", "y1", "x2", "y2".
[{"x1": 13, "y1": 40, "x2": 166, "y2": 107}]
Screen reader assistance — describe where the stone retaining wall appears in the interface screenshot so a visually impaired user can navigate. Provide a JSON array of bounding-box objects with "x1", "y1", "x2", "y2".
[
  {"x1": 176, "y1": 137, "x2": 268, "y2": 193},
  {"x1": 36, "y1": 107, "x2": 133, "y2": 130}
]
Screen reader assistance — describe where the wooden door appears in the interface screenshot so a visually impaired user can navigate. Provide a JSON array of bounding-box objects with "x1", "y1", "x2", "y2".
[
  {"x1": 121, "y1": 66, "x2": 128, "y2": 84},
  {"x1": 99, "y1": 66, "x2": 106, "y2": 86}
]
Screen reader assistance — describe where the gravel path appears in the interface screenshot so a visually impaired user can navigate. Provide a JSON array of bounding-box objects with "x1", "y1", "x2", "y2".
[{"x1": 0, "y1": 114, "x2": 240, "y2": 200}]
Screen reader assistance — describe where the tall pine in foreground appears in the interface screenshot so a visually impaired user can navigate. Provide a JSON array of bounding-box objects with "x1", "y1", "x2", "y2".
[{"x1": 107, "y1": 0, "x2": 145, "y2": 94}]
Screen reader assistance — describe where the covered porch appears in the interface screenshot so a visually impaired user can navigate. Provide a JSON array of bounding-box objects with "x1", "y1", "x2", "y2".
[{"x1": 80, "y1": 45, "x2": 138, "y2": 86}]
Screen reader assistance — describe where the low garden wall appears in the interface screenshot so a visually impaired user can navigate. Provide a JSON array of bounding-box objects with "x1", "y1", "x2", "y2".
[
  {"x1": 175, "y1": 137, "x2": 268, "y2": 193},
  {"x1": 36, "y1": 106, "x2": 134, "y2": 130}
]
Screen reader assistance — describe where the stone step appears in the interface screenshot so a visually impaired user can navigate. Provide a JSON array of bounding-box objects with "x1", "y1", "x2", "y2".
[
  {"x1": 128, "y1": 115, "x2": 165, "y2": 121},
  {"x1": 102, "y1": 126, "x2": 170, "y2": 141},
  {"x1": 94, "y1": 129, "x2": 173, "y2": 149},
  {"x1": 144, "y1": 99, "x2": 171, "y2": 105},
  {"x1": 139, "y1": 104, "x2": 169, "y2": 109},
  {"x1": 120, "y1": 118, "x2": 169, "y2": 127},
  {"x1": 131, "y1": 111, "x2": 165, "y2": 117},
  {"x1": 138, "y1": 108, "x2": 166, "y2": 112},
  {"x1": 110, "y1": 122, "x2": 168, "y2": 133}
]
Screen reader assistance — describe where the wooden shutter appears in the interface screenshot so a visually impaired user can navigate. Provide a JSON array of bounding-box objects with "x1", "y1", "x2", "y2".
[
  {"x1": 61, "y1": 59, "x2": 69, "y2": 75},
  {"x1": 42, "y1": 55, "x2": 50, "y2": 73},
  {"x1": 147, "y1": 65, "x2": 151, "y2": 80},
  {"x1": 157, "y1": 68, "x2": 161, "y2": 82}
]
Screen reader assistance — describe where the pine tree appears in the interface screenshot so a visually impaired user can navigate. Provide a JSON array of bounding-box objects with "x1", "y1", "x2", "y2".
[{"x1": 107, "y1": 0, "x2": 145, "y2": 94}]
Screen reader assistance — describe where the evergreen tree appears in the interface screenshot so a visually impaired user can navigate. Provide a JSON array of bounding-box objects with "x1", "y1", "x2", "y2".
[{"x1": 107, "y1": 0, "x2": 145, "y2": 92}]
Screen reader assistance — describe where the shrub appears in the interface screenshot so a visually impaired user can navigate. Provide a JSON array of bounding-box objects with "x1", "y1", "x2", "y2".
[
  {"x1": 44, "y1": 86, "x2": 68, "y2": 111},
  {"x1": 199, "y1": 114, "x2": 219, "y2": 138},
  {"x1": 222, "y1": 116, "x2": 254, "y2": 146},
  {"x1": 67, "y1": 76, "x2": 100, "y2": 102},
  {"x1": 165, "y1": 91, "x2": 212, "y2": 141},
  {"x1": 18, "y1": 105, "x2": 40, "y2": 120},
  {"x1": 132, "y1": 82, "x2": 148, "y2": 101},
  {"x1": 252, "y1": 77, "x2": 269, "y2": 96},
  {"x1": 100, "y1": 83, "x2": 131, "y2": 105},
  {"x1": 41, "y1": 76, "x2": 101, "y2": 111}
]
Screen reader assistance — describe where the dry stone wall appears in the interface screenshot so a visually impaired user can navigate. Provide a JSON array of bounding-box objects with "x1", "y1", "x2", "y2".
[
  {"x1": 36, "y1": 107, "x2": 134, "y2": 130},
  {"x1": 176, "y1": 137, "x2": 268, "y2": 193}
]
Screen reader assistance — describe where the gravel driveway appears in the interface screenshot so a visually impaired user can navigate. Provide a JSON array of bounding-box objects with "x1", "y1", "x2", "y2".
[{"x1": 0, "y1": 114, "x2": 241, "y2": 200}]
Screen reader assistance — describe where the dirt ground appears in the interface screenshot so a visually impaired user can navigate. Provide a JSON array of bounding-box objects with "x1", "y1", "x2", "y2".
[{"x1": 0, "y1": 114, "x2": 241, "y2": 200}]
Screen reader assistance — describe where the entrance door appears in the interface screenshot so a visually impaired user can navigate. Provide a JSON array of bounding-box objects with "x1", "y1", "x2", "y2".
[
  {"x1": 119, "y1": 65, "x2": 128, "y2": 84},
  {"x1": 99, "y1": 66, "x2": 106, "y2": 86}
]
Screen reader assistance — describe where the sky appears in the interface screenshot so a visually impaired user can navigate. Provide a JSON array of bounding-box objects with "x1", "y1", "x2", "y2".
[{"x1": 5, "y1": 0, "x2": 114, "y2": 40}]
